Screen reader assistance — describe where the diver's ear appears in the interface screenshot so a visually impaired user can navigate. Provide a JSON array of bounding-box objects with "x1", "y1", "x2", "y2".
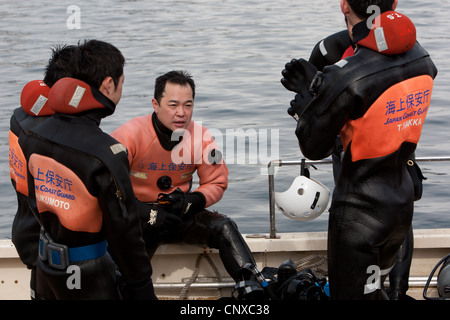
[
  {"x1": 99, "y1": 76, "x2": 115, "y2": 96},
  {"x1": 152, "y1": 98, "x2": 159, "y2": 113},
  {"x1": 392, "y1": 0, "x2": 399, "y2": 10},
  {"x1": 340, "y1": 0, "x2": 351, "y2": 15}
]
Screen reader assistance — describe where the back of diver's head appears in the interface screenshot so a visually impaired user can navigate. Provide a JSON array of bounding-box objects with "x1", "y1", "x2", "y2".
[
  {"x1": 346, "y1": 0, "x2": 397, "y2": 19},
  {"x1": 43, "y1": 44, "x2": 77, "y2": 87}
]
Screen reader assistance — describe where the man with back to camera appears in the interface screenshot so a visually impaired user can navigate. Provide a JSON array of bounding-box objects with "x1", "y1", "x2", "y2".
[
  {"x1": 283, "y1": 0, "x2": 424, "y2": 300},
  {"x1": 281, "y1": 0, "x2": 437, "y2": 299},
  {"x1": 19, "y1": 39, "x2": 156, "y2": 299},
  {"x1": 111, "y1": 70, "x2": 270, "y2": 299},
  {"x1": 9, "y1": 45, "x2": 77, "y2": 299}
]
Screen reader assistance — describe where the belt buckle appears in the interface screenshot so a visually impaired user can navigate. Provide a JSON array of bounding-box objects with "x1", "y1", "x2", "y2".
[
  {"x1": 39, "y1": 233, "x2": 49, "y2": 261},
  {"x1": 47, "y1": 242, "x2": 70, "y2": 270}
]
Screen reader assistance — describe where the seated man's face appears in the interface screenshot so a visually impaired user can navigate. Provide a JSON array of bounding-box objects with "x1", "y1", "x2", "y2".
[{"x1": 153, "y1": 82, "x2": 194, "y2": 131}]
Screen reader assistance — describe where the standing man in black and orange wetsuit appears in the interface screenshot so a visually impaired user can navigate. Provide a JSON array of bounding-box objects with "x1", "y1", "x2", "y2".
[
  {"x1": 284, "y1": 3, "x2": 420, "y2": 300},
  {"x1": 19, "y1": 40, "x2": 155, "y2": 299},
  {"x1": 281, "y1": 0, "x2": 437, "y2": 299},
  {"x1": 9, "y1": 45, "x2": 77, "y2": 299}
]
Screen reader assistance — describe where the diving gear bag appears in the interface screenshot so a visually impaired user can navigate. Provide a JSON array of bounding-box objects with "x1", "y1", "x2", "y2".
[{"x1": 230, "y1": 259, "x2": 329, "y2": 300}]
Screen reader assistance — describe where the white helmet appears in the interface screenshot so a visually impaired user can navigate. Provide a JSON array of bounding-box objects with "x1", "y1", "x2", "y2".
[{"x1": 275, "y1": 175, "x2": 330, "y2": 221}]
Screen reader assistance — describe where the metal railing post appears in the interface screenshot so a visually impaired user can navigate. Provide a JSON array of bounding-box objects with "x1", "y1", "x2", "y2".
[
  {"x1": 266, "y1": 156, "x2": 450, "y2": 239},
  {"x1": 268, "y1": 160, "x2": 280, "y2": 239}
]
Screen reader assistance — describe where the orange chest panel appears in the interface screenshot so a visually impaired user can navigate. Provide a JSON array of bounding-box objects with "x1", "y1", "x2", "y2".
[{"x1": 340, "y1": 75, "x2": 433, "y2": 162}]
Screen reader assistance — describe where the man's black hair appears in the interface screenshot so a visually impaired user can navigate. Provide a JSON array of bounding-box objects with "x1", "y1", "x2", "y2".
[
  {"x1": 154, "y1": 70, "x2": 196, "y2": 104},
  {"x1": 347, "y1": 0, "x2": 396, "y2": 19},
  {"x1": 43, "y1": 44, "x2": 77, "y2": 87},
  {"x1": 72, "y1": 39, "x2": 125, "y2": 89}
]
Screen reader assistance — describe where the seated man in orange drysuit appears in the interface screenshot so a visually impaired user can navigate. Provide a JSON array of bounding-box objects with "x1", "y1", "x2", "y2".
[
  {"x1": 281, "y1": 1, "x2": 437, "y2": 299},
  {"x1": 112, "y1": 70, "x2": 268, "y2": 299}
]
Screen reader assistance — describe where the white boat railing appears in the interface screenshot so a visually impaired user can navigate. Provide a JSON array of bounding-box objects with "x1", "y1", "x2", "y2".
[{"x1": 267, "y1": 156, "x2": 450, "y2": 239}]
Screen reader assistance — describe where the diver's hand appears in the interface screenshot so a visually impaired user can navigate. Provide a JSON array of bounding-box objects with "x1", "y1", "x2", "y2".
[
  {"x1": 136, "y1": 200, "x2": 184, "y2": 236},
  {"x1": 287, "y1": 89, "x2": 313, "y2": 121},
  {"x1": 157, "y1": 188, "x2": 206, "y2": 217},
  {"x1": 281, "y1": 58, "x2": 317, "y2": 94}
]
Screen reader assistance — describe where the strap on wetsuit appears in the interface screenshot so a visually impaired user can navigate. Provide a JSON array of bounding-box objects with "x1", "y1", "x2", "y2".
[{"x1": 39, "y1": 229, "x2": 107, "y2": 270}]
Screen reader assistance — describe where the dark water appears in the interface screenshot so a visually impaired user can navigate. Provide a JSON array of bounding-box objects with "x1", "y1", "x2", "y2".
[{"x1": 1, "y1": 0, "x2": 450, "y2": 238}]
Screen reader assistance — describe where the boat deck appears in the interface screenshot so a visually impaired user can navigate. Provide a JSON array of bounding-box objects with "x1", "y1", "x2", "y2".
[{"x1": 1, "y1": 228, "x2": 448, "y2": 300}]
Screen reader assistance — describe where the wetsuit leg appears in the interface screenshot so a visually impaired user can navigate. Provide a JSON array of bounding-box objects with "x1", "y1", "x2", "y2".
[
  {"x1": 327, "y1": 203, "x2": 413, "y2": 300},
  {"x1": 387, "y1": 226, "x2": 414, "y2": 299},
  {"x1": 30, "y1": 268, "x2": 38, "y2": 299},
  {"x1": 36, "y1": 254, "x2": 121, "y2": 300},
  {"x1": 332, "y1": 137, "x2": 344, "y2": 184},
  {"x1": 141, "y1": 224, "x2": 162, "y2": 261},
  {"x1": 35, "y1": 258, "x2": 55, "y2": 300},
  {"x1": 180, "y1": 210, "x2": 256, "y2": 282},
  {"x1": 142, "y1": 210, "x2": 257, "y2": 282}
]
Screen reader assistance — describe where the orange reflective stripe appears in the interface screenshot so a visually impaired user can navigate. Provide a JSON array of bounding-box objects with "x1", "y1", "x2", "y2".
[
  {"x1": 9, "y1": 130, "x2": 28, "y2": 196},
  {"x1": 29, "y1": 154, "x2": 102, "y2": 233},
  {"x1": 341, "y1": 75, "x2": 433, "y2": 162}
]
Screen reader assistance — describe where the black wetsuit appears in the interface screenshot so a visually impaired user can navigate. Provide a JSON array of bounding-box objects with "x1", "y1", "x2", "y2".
[
  {"x1": 308, "y1": 29, "x2": 420, "y2": 299},
  {"x1": 9, "y1": 80, "x2": 58, "y2": 299},
  {"x1": 10, "y1": 107, "x2": 48, "y2": 299},
  {"x1": 20, "y1": 77, "x2": 155, "y2": 299},
  {"x1": 295, "y1": 16, "x2": 437, "y2": 299}
]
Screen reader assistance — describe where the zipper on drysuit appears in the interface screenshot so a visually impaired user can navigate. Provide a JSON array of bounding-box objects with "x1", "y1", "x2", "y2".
[{"x1": 114, "y1": 185, "x2": 129, "y2": 224}]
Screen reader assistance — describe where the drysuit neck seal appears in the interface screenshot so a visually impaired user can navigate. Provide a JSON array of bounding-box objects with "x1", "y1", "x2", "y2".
[{"x1": 152, "y1": 112, "x2": 182, "y2": 151}]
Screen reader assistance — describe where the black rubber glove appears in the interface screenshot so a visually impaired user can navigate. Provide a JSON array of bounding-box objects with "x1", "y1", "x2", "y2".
[
  {"x1": 287, "y1": 89, "x2": 314, "y2": 121},
  {"x1": 157, "y1": 188, "x2": 206, "y2": 217},
  {"x1": 281, "y1": 58, "x2": 318, "y2": 94},
  {"x1": 136, "y1": 199, "x2": 184, "y2": 238}
]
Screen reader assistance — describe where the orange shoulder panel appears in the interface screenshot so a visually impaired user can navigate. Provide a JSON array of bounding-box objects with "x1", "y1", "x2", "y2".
[
  {"x1": 341, "y1": 75, "x2": 433, "y2": 162},
  {"x1": 9, "y1": 130, "x2": 28, "y2": 196},
  {"x1": 29, "y1": 154, "x2": 102, "y2": 233}
]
